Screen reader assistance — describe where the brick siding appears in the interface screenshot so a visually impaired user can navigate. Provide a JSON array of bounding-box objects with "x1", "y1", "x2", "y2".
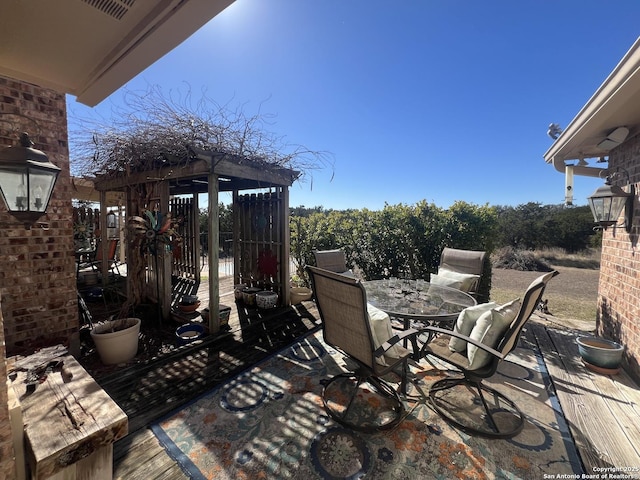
[
  {"x1": 598, "y1": 134, "x2": 640, "y2": 381},
  {"x1": 0, "y1": 76, "x2": 77, "y2": 477}
]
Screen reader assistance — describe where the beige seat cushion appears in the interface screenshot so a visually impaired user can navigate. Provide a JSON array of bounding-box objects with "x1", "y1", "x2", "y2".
[
  {"x1": 429, "y1": 272, "x2": 464, "y2": 290},
  {"x1": 367, "y1": 303, "x2": 407, "y2": 365},
  {"x1": 437, "y1": 268, "x2": 481, "y2": 292},
  {"x1": 467, "y1": 299, "x2": 521, "y2": 370},
  {"x1": 449, "y1": 302, "x2": 497, "y2": 352}
]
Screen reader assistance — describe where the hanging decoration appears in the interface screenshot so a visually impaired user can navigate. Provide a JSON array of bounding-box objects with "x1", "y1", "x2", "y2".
[
  {"x1": 254, "y1": 213, "x2": 268, "y2": 230},
  {"x1": 258, "y1": 249, "x2": 278, "y2": 278},
  {"x1": 128, "y1": 209, "x2": 183, "y2": 257}
]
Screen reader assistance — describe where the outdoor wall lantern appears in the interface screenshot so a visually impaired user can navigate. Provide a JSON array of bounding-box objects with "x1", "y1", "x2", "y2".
[
  {"x1": 587, "y1": 167, "x2": 634, "y2": 233},
  {"x1": 0, "y1": 132, "x2": 60, "y2": 227},
  {"x1": 106, "y1": 210, "x2": 117, "y2": 228}
]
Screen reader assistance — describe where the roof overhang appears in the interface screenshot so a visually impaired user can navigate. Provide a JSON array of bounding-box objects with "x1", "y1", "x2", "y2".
[
  {"x1": 0, "y1": 0, "x2": 234, "y2": 106},
  {"x1": 544, "y1": 37, "x2": 640, "y2": 177},
  {"x1": 71, "y1": 177, "x2": 125, "y2": 206}
]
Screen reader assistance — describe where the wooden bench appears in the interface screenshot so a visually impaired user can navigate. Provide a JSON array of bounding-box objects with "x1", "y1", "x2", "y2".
[{"x1": 10, "y1": 351, "x2": 127, "y2": 480}]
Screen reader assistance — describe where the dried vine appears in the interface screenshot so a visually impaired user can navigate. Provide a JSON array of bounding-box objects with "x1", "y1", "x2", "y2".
[{"x1": 69, "y1": 85, "x2": 333, "y2": 182}]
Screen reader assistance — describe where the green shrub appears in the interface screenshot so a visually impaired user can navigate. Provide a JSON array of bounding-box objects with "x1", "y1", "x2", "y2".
[{"x1": 290, "y1": 201, "x2": 498, "y2": 301}]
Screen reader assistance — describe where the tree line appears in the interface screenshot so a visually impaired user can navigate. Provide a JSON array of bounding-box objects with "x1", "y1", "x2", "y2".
[
  {"x1": 289, "y1": 201, "x2": 599, "y2": 300},
  {"x1": 291, "y1": 201, "x2": 599, "y2": 256},
  {"x1": 201, "y1": 200, "x2": 599, "y2": 301}
]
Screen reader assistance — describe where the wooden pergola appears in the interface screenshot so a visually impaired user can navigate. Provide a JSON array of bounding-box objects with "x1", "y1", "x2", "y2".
[{"x1": 92, "y1": 148, "x2": 300, "y2": 333}]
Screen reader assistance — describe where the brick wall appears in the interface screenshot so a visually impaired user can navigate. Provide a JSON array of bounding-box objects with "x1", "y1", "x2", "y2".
[
  {"x1": 0, "y1": 76, "x2": 77, "y2": 355},
  {"x1": 0, "y1": 76, "x2": 77, "y2": 478},
  {"x1": 597, "y1": 134, "x2": 640, "y2": 381}
]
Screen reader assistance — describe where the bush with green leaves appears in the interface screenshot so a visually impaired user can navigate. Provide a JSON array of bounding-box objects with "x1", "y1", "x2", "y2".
[{"x1": 290, "y1": 201, "x2": 498, "y2": 302}]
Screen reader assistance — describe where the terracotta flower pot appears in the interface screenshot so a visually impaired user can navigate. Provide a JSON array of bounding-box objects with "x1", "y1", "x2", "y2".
[{"x1": 91, "y1": 318, "x2": 141, "y2": 365}]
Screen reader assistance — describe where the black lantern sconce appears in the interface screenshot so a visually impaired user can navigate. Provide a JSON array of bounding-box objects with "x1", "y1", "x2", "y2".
[
  {"x1": 106, "y1": 210, "x2": 117, "y2": 229},
  {"x1": 587, "y1": 167, "x2": 634, "y2": 233},
  {"x1": 0, "y1": 132, "x2": 60, "y2": 227}
]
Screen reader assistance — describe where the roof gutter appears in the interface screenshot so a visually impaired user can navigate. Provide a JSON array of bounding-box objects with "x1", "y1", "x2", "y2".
[{"x1": 544, "y1": 37, "x2": 640, "y2": 175}]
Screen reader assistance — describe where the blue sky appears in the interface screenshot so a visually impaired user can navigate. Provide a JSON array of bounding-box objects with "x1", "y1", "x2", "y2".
[{"x1": 67, "y1": 0, "x2": 640, "y2": 211}]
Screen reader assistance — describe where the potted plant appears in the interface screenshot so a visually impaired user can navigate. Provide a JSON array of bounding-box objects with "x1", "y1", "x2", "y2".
[
  {"x1": 577, "y1": 336, "x2": 624, "y2": 374},
  {"x1": 290, "y1": 274, "x2": 312, "y2": 304},
  {"x1": 90, "y1": 317, "x2": 141, "y2": 365}
]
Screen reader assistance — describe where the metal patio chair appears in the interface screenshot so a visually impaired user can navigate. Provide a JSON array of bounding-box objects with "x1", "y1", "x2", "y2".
[
  {"x1": 437, "y1": 247, "x2": 487, "y2": 299},
  {"x1": 419, "y1": 270, "x2": 559, "y2": 438},
  {"x1": 307, "y1": 265, "x2": 418, "y2": 432},
  {"x1": 89, "y1": 238, "x2": 121, "y2": 276},
  {"x1": 312, "y1": 249, "x2": 354, "y2": 277}
]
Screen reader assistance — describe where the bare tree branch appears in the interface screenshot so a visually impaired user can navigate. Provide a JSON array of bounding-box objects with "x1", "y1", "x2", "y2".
[{"x1": 69, "y1": 85, "x2": 334, "y2": 183}]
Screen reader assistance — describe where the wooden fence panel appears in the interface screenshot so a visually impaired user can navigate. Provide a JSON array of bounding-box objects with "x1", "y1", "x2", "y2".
[
  {"x1": 235, "y1": 189, "x2": 284, "y2": 303},
  {"x1": 170, "y1": 197, "x2": 199, "y2": 281}
]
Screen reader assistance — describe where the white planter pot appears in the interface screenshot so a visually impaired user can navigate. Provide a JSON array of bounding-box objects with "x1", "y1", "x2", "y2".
[
  {"x1": 90, "y1": 318, "x2": 141, "y2": 365},
  {"x1": 256, "y1": 290, "x2": 279, "y2": 309}
]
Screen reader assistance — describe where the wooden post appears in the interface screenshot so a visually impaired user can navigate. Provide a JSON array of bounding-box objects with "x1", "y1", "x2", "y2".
[
  {"x1": 281, "y1": 186, "x2": 291, "y2": 305},
  {"x1": 99, "y1": 191, "x2": 108, "y2": 286},
  {"x1": 125, "y1": 186, "x2": 135, "y2": 302},
  {"x1": 193, "y1": 193, "x2": 201, "y2": 284},
  {"x1": 117, "y1": 202, "x2": 125, "y2": 264},
  {"x1": 158, "y1": 182, "x2": 171, "y2": 323},
  {"x1": 208, "y1": 173, "x2": 220, "y2": 334},
  {"x1": 232, "y1": 190, "x2": 240, "y2": 285}
]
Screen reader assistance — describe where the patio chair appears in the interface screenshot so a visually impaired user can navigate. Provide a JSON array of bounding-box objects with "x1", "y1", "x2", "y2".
[
  {"x1": 418, "y1": 270, "x2": 558, "y2": 438},
  {"x1": 89, "y1": 239, "x2": 121, "y2": 276},
  {"x1": 312, "y1": 249, "x2": 355, "y2": 277},
  {"x1": 306, "y1": 265, "x2": 417, "y2": 432},
  {"x1": 433, "y1": 247, "x2": 487, "y2": 299}
]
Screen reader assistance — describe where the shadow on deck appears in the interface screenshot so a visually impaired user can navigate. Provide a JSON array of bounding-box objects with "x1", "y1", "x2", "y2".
[
  {"x1": 78, "y1": 275, "x2": 320, "y2": 431},
  {"x1": 76, "y1": 275, "x2": 640, "y2": 480}
]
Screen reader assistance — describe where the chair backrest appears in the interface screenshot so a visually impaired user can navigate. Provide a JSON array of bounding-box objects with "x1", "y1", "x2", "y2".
[
  {"x1": 440, "y1": 247, "x2": 486, "y2": 276},
  {"x1": 439, "y1": 247, "x2": 487, "y2": 297},
  {"x1": 306, "y1": 265, "x2": 376, "y2": 369},
  {"x1": 313, "y1": 249, "x2": 349, "y2": 273},
  {"x1": 95, "y1": 239, "x2": 118, "y2": 262},
  {"x1": 497, "y1": 270, "x2": 559, "y2": 358}
]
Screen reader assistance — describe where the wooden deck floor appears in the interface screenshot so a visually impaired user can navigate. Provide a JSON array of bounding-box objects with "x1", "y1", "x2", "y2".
[
  {"x1": 526, "y1": 321, "x2": 640, "y2": 472},
  {"x1": 78, "y1": 274, "x2": 320, "y2": 479},
  {"x1": 76, "y1": 278, "x2": 640, "y2": 479}
]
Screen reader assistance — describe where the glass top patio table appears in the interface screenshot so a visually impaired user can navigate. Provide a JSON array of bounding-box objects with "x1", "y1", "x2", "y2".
[{"x1": 363, "y1": 278, "x2": 476, "y2": 324}]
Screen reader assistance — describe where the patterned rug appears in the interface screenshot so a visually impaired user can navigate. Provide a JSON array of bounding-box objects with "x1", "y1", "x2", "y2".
[{"x1": 152, "y1": 329, "x2": 583, "y2": 479}]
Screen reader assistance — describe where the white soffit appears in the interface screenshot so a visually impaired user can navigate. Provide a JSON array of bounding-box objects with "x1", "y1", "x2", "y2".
[
  {"x1": 0, "y1": 0, "x2": 234, "y2": 106},
  {"x1": 544, "y1": 37, "x2": 640, "y2": 174}
]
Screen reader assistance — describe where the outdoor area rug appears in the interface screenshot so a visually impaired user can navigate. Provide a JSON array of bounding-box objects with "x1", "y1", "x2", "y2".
[{"x1": 151, "y1": 329, "x2": 584, "y2": 479}]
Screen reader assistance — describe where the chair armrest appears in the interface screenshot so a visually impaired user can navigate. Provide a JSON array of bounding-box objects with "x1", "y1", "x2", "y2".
[
  {"x1": 417, "y1": 326, "x2": 506, "y2": 361},
  {"x1": 373, "y1": 328, "x2": 424, "y2": 359}
]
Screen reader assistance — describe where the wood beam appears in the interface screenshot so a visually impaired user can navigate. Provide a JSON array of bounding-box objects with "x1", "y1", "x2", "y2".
[
  {"x1": 93, "y1": 154, "x2": 299, "y2": 193},
  {"x1": 99, "y1": 191, "x2": 109, "y2": 286},
  {"x1": 207, "y1": 172, "x2": 220, "y2": 334}
]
